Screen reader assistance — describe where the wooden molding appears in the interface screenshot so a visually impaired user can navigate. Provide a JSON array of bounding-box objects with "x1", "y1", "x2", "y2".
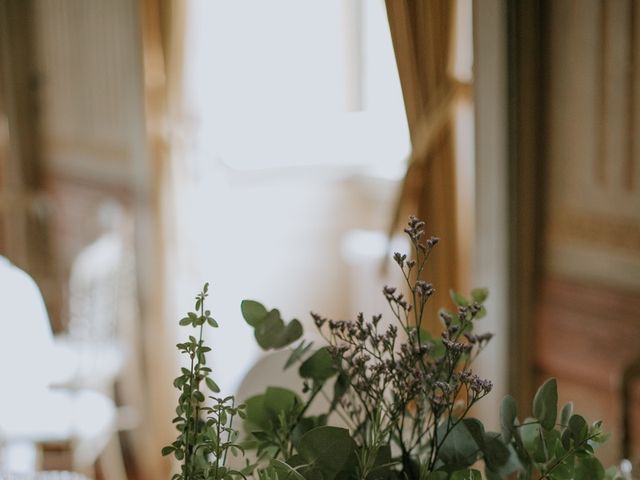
[
  {"x1": 536, "y1": 276, "x2": 640, "y2": 462},
  {"x1": 537, "y1": 277, "x2": 640, "y2": 387}
]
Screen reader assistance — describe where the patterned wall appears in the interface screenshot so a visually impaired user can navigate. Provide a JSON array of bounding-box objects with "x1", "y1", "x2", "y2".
[
  {"x1": 539, "y1": 0, "x2": 640, "y2": 465},
  {"x1": 546, "y1": 0, "x2": 640, "y2": 290},
  {"x1": 34, "y1": 0, "x2": 141, "y2": 187}
]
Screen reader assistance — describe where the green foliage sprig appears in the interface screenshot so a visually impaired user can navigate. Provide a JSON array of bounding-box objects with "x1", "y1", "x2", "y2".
[
  {"x1": 497, "y1": 379, "x2": 617, "y2": 480},
  {"x1": 238, "y1": 217, "x2": 618, "y2": 480},
  {"x1": 163, "y1": 283, "x2": 250, "y2": 480}
]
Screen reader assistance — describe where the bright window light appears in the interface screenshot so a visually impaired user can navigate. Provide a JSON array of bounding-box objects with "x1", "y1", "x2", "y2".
[{"x1": 183, "y1": 0, "x2": 411, "y2": 178}]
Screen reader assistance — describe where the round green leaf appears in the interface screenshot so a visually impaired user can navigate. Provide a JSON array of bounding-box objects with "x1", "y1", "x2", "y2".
[
  {"x1": 520, "y1": 418, "x2": 541, "y2": 452},
  {"x1": 437, "y1": 420, "x2": 480, "y2": 469},
  {"x1": 244, "y1": 394, "x2": 270, "y2": 430},
  {"x1": 568, "y1": 414, "x2": 588, "y2": 444},
  {"x1": 482, "y1": 433, "x2": 511, "y2": 471},
  {"x1": 273, "y1": 319, "x2": 303, "y2": 349},
  {"x1": 500, "y1": 395, "x2": 517, "y2": 442},
  {"x1": 253, "y1": 309, "x2": 303, "y2": 350},
  {"x1": 264, "y1": 386, "x2": 301, "y2": 419},
  {"x1": 284, "y1": 340, "x2": 314, "y2": 369},
  {"x1": 254, "y1": 309, "x2": 285, "y2": 349},
  {"x1": 270, "y1": 459, "x2": 306, "y2": 480},
  {"x1": 299, "y1": 347, "x2": 337, "y2": 382},
  {"x1": 533, "y1": 378, "x2": 558, "y2": 430},
  {"x1": 297, "y1": 426, "x2": 356, "y2": 480},
  {"x1": 241, "y1": 300, "x2": 269, "y2": 326},
  {"x1": 560, "y1": 401, "x2": 574, "y2": 428},
  {"x1": 462, "y1": 418, "x2": 486, "y2": 449},
  {"x1": 575, "y1": 455, "x2": 604, "y2": 480}
]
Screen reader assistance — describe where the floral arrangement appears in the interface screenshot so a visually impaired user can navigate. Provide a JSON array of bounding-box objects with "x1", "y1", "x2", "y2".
[{"x1": 164, "y1": 217, "x2": 620, "y2": 480}]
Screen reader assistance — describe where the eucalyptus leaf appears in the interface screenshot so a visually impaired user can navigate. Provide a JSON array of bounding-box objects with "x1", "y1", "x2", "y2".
[
  {"x1": 274, "y1": 318, "x2": 304, "y2": 349},
  {"x1": 481, "y1": 433, "x2": 510, "y2": 471},
  {"x1": 253, "y1": 309, "x2": 303, "y2": 350},
  {"x1": 366, "y1": 445, "x2": 392, "y2": 480},
  {"x1": 254, "y1": 309, "x2": 286, "y2": 349},
  {"x1": 331, "y1": 371, "x2": 350, "y2": 410},
  {"x1": 500, "y1": 395, "x2": 517, "y2": 442},
  {"x1": 437, "y1": 420, "x2": 480, "y2": 469},
  {"x1": 270, "y1": 458, "x2": 306, "y2": 480},
  {"x1": 568, "y1": 414, "x2": 588, "y2": 444},
  {"x1": 291, "y1": 415, "x2": 328, "y2": 448},
  {"x1": 560, "y1": 402, "x2": 574, "y2": 428},
  {"x1": 264, "y1": 386, "x2": 301, "y2": 420},
  {"x1": 297, "y1": 426, "x2": 356, "y2": 480},
  {"x1": 243, "y1": 393, "x2": 271, "y2": 431},
  {"x1": 520, "y1": 418, "x2": 541, "y2": 452},
  {"x1": 462, "y1": 418, "x2": 485, "y2": 449},
  {"x1": 241, "y1": 300, "x2": 269, "y2": 326},
  {"x1": 533, "y1": 378, "x2": 558, "y2": 430},
  {"x1": 299, "y1": 347, "x2": 337, "y2": 382},
  {"x1": 553, "y1": 451, "x2": 575, "y2": 479},
  {"x1": 486, "y1": 443, "x2": 521, "y2": 478},
  {"x1": 575, "y1": 455, "x2": 605, "y2": 480},
  {"x1": 285, "y1": 340, "x2": 314, "y2": 369}
]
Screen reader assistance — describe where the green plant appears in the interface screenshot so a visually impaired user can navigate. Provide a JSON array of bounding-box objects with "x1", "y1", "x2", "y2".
[
  {"x1": 239, "y1": 217, "x2": 617, "y2": 480},
  {"x1": 163, "y1": 283, "x2": 250, "y2": 480},
  {"x1": 497, "y1": 381, "x2": 618, "y2": 480}
]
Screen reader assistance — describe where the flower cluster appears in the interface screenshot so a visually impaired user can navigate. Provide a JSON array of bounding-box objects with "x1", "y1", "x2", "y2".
[{"x1": 313, "y1": 216, "x2": 494, "y2": 470}]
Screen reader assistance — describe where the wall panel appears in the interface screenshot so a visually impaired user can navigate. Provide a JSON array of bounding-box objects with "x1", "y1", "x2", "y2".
[{"x1": 538, "y1": 0, "x2": 640, "y2": 466}]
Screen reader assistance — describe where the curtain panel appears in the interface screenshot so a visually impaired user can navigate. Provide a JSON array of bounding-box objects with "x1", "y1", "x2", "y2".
[{"x1": 386, "y1": 0, "x2": 461, "y2": 327}]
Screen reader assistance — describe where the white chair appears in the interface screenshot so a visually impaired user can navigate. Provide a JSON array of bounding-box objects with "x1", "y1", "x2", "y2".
[
  {"x1": 53, "y1": 201, "x2": 138, "y2": 480},
  {"x1": 0, "y1": 257, "x2": 116, "y2": 476}
]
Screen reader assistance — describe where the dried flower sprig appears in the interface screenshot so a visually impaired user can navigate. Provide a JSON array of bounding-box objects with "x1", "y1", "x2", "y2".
[{"x1": 314, "y1": 216, "x2": 494, "y2": 476}]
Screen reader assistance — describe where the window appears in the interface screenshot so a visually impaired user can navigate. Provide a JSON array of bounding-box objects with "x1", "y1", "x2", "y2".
[{"x1": 183, "y1": 0, "x2": 410, "y2": 178}]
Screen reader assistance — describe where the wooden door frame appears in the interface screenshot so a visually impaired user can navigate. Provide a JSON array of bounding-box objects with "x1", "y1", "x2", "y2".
[
  {"x1": 0, "y1": 0, "x2": 59, "y2": 328},
  {"x1": 506, "y1": 0, "x2": 549, "y2": 413}
]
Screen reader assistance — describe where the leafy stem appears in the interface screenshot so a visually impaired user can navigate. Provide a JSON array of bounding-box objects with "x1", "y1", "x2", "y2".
[
  {"x1": 536, "y1": 432, "x2": 600, "y2": 480},
  {"x1": 163, "y1": 283, "x2": 248, "y2": 480}
]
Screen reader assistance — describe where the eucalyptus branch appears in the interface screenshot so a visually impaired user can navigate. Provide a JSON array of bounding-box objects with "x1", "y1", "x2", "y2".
[
  {"x1": 536, "y1": 432, "x2": 601, "y2": 480},
  {"x1": 236, "y1": 215, "x2": 611, "y2": 480}
]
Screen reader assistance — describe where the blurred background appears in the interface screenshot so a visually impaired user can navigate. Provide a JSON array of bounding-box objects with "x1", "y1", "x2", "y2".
[{"x1": 0, "y1": 0, "x2": 638, "y2": 478}]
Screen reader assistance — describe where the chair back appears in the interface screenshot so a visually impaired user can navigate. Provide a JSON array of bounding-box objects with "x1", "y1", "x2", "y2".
[{"x1": 0, "y1": 257, "x2": 57, "y2": 390}]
